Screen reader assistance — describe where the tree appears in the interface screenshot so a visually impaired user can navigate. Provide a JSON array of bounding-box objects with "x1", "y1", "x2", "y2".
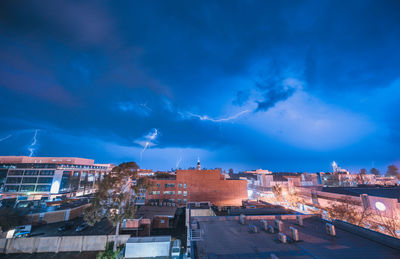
[
  {"x1": 325, "y1": 197, "x2": 373, "y2": 227},
  {"x1": 272, "y1": 185, "x2": 283, "y2": 202},
  {"x1": 386, "y1": 165, "x2": 400, "y2": 179},
  {"x1": 359, "y1": 168, "x2": 367, "y2": 175},
  {"x1": 370, "y1": 168, "x2": 380, "y2": 176},
  {"x1": 374, "y1": 209, "x2": 400, "y2": 238},
  {"x1": 84, "y1": 162, "x2": 151, "y2": 252}
]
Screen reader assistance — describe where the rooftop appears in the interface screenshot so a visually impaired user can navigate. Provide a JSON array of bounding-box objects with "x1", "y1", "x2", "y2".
[
  {"x1": 0, "y1": 156, "x2": 98, "y2": 166},
  {"x1": 194, "y1": 216, "x2": 400, "y2": 258},
  {"x1": 136, "y1": 205, "x2": 177, "y2": 219},
  {"x1": 322, "y1": 187, "x2": 400, "y2": 201},
  {"x1": 127, "y1": 235, "x2": 171, "y2": 243}
]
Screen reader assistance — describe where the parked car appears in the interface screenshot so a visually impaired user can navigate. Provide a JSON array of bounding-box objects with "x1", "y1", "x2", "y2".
[
  {"x1": 13, "y1": 225, "x2": 32, "y2": 238},
  {"x1": 58, "y1": 223, "x2": 74, "y2": 232},
  {"x1": 171, "y1": 239, "x2": 181, "y2": 257},
  {"x1": 76, "y1": 222, "x2": 89, "y2": 232}
]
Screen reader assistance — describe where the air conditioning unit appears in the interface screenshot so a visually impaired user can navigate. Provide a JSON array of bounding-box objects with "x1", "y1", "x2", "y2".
[
  {"x1": 290, "y1": 226, "x2": 299, "y2": 241},
  {"x1": 296, "y1": 215, "x2": 303, "y2": 226},
  {"x1": 275, "y1": 219, "x2": 283, "y2": 232},
  {"x1": 326, "y1": 223, "x2": 336, "y2": 236},
  {"x1": 248, "y1": 224, "x2": 259, "y2": 233},
  {"x1": 261, "y1": 220, "x2": 268, "y2": 231},
  {"x1": 278, "y1": 233, "x2": 287, "y2": 243},
  {"x1": 239, "y1": 214, "x2": 246, "y2": 225},
  {"x1": 267, "y1": 225, "x2": 275, "y2": 233}
]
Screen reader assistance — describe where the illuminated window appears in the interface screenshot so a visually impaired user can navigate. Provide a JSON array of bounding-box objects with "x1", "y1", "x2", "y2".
[
  {"x1": 178, "y1": 191, "x2": 182, "y2": 195},
  {"x1": 160, "y1": 220, "x2": 165, "y2": 224},
  {"x1": 178, "y1": 183, "x2": 182, "y2": 188},
  {"x1": 20, "y1": 185, "x2": 35, "y2": 192},
  {"x1": 183, "y1": 191, "x2": 187, "y2": 196},
  {"x1": 183, "y1": 183, "x2": 187, "y2": 188},
  {"x1": 163, "y1": 191, "x2": 175, "y2": 195}
]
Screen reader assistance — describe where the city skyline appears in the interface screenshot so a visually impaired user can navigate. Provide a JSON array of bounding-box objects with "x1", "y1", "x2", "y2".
[{"x1": 1, "y1": 1, "x2": 400, "y2": 172}]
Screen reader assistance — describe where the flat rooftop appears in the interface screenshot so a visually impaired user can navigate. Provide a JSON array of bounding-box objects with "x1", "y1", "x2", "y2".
[
  {"x1": 322, "y1": 187, "x2": 400, "y2": 201},
  {"x1": 0, "y1": 156, "x2": 96, "y2": 165},
  {"x1": 194, "y1": 216, "x2": 400, "y2": 258},
  {"x1": 136, "y1": 206, "x2": 177, "y2": 219}
]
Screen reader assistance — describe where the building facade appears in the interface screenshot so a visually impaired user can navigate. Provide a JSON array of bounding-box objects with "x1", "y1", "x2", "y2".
[
  {"x1": 0, "y1": 156, "x2": 113, "y2": 200},
  {"x1": 147, "y1": 168, "x2": 248, "y2": 207}
]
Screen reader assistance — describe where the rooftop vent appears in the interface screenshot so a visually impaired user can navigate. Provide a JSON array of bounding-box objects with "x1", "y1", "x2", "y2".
[
  {"x1": 248, "y1": 224, "x2": 259, "y2": 233},
  {"x1": 278, "y1": 233, "x2": 287, "y2": 243},
  {"x1": 267, "y1": 225, "x2": 275, "y2": 234},
  {"x1": 239, "y1": 214, "x2": 246, "y2": 225},
  {"x1": 326, "y1": 223, "x2": 336, "y2": 236},
  {"x1": 290, "y1": 226, "x2": 299, "y2": 242},
  {"x1": 274, "y1": 219, "x2": 283, "y2": 232},
  {"x1": 296, "y1": 215, "x2": 303, "y2": 226},
  {"x1": 260, "y1": 220, "x2": 268, "y2": 231}
]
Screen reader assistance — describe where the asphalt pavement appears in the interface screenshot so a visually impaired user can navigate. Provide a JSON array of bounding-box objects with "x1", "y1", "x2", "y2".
[{"x1": 29, "y1": 216, "x2": 115, "y2": 237}]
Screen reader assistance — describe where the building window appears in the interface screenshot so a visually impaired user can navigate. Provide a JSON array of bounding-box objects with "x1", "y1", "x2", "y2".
[
  {"x1": 163, "y1": 191, "x2": 175, "y2": 195},
  {"x1": 20, "y1": 185, "x2": 35, "y2": 192},
  {"x1": 178, "y1": 191, "x2": 182, "y2": 195},
  {"x1": 183, "y1": 183, "x2": 187, "y2": 188},
  {"x1": 24, "y1": 170, "x2": 39, "y2": 176},
  {"x1": 169, "y1": 199, "x2": 175, "y2": 202},
  {"x1": 4, "y1": 185, "x2": 19, "y2": 192},
  {"x1": 6, "y1": 177, "x2": 22, "y2": 184},
  {"x1": 164, "y1": 183, "x2": 175, "y2": 188},
  {"x1": 8, "y1": 170, "x2": 23, "y2": 176},
  {"x1": 183, "y1": 199, "x2": 187, "y2": 204},
  {"x1": 36, "y1": 185, "x2": 51, "y2": 192},
  {"x1": 40, "y1": 170, "x2": 54, "y2": 176},
  {"x1": 183, "y1": 191, "x2": 187, "y2": 196},
  {"x1": 152, "y1": 191, "x2": 160, "y2": 195},
  {"x1": 178, "y1": 199, "x2": 181, "y2": 203},
  {"x1": 156, "y1": 183, "x2": 160, "y2": 187},
  {"x1": 178, "y1": 183, "x2": 182, "y2": 188},
  {"x1": 160, "y1": 220, "x2": 165, "y2": 224},
  {"x1": 37, "y1": 177, "x2": 53, "y2": 184},
  {"x1": 22, "y1": 177, "x2": 37, "y2": 184}
]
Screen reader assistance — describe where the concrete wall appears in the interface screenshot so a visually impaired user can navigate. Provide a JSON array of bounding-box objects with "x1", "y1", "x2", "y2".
[
  {"x1": 0, "y1": 234, "x2": 131, "y2": 254},
  {"x1": 193, "y1": 214, "x2": 317, "y2": 222}
]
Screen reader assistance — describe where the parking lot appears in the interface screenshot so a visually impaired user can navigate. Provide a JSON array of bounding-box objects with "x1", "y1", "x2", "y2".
[{"x1": 29, "y1": 216, "x2": 114, "y2": 237}]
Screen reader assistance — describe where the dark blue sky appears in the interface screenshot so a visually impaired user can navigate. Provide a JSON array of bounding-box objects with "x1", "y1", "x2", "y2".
[{"x1": 1, "y1": 0, "x2": 400, "y2": 172}]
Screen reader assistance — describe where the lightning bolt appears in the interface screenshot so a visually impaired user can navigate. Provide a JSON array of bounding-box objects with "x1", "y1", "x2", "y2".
[
  {"x1": 139, "y1": 128, "x2": 158, "y2": 162},
  {"x1": 140, "y1": 142, "x2": 150, "y2": 162},
  {"x1": 28, "y1": 129, "x2": 39, "y2": 157},
  {"x1": 0, "y1": 135, "x2": 12, "y2": 142},
  {"x1": 176, "y1": 151, "x2": 183, "y2": 169},
  {"x1": 184, "y1": 110, "x2": 250, "y2": 122}
]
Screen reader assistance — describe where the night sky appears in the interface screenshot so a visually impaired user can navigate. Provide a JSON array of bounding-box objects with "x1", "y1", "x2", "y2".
[{"x1": 1, "y1": 1, "x2": 400, "y2": 172}]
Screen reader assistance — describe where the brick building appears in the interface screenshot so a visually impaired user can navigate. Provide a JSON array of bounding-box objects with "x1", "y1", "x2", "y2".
[{"x1": 147, "y1": 166, "x2": 248, "y2": 207}]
